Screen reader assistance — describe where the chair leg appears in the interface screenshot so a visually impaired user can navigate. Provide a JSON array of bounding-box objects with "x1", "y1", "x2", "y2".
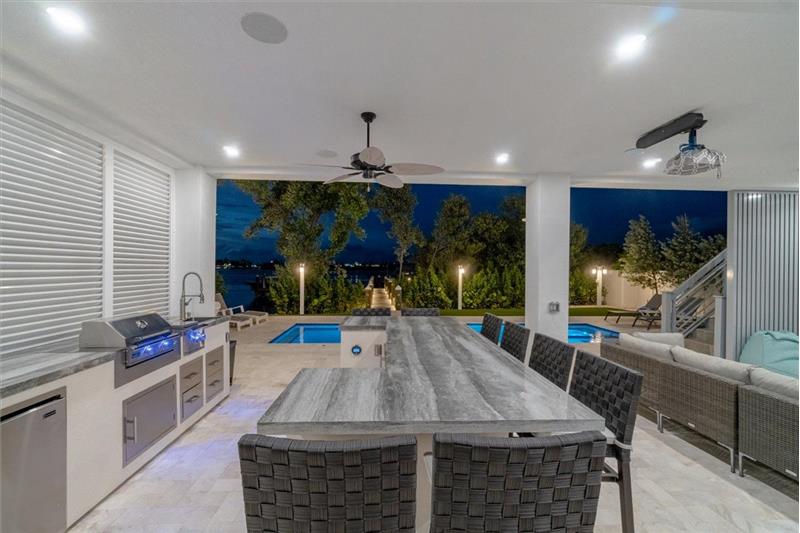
[
  {"x1": 738, "y1": 453, "x2": 745, "y2": 478},
  {"x1": 656, "y1": 412, "x2": 664, "y2": 433},
  {"x1": 617, "y1": 457, "x2": 635, "y2": 533}
]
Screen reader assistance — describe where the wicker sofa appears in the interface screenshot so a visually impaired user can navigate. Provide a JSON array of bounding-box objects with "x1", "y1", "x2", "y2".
[{"x1": 601, "y1": 334, "x2": 798, "y2": 479}]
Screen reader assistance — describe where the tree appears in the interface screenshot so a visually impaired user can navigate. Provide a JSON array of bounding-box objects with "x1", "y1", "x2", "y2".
[
  {"x1": 236, "y1": 181, "x2": 368, "y2": 273},
  {"x1": 569, "y1": 223, "x2": 589, "y2": 273},
  {"x1": 468, "y1": 213, "x2": 508, "y2": 267},
  {"x1": 661, "y1": 215, "x2": 705, "y2": 285},
  {"x1": 497, "y1": 195, "x2": 526, "y2": 266},
  {"x1": 618, "y1": 215, "x2": 666, "y2": 293},
  {"x1": 370, "y1": 185, "x2": 424, "y2": 279},
  {"x1": 424, "y1": 194, "x2": 473, "y2": 270}
]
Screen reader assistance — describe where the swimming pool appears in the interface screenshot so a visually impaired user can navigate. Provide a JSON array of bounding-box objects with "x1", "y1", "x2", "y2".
[
  {"x1": 467, "y1": 322, "x2": 618, "y2": 344},
  {"x1": 270, "y1": 321, "x2": 619, "y2": 344},
  {"x1": 269, "y1": 323, "x2": 341, "y2": 344}
]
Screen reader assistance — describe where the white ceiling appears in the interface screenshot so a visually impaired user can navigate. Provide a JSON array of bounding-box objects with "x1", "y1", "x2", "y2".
[{"x1": 2, "y1": 1, "x2": 797, "y2": 190}]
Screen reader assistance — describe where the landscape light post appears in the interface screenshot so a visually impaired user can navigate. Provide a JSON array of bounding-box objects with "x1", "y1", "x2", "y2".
[
  {"x1": 298, "y1": 263, "x2": 305, "y2": 315},
  {"x1": 591, "y1": 266, "x2": 607, "y2": 307},
  {"x1": 457, "y1": 265, "x2": 465, "y2": 310}
]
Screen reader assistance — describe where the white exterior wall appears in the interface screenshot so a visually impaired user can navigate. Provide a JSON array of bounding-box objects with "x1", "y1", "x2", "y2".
[
  {"x1": 525, "y1": 176, "x2": 570, "y2": 341},
  {"x1": 601, "y1": 269, "x2": 668, "y2": 309},
  {"x1": 172, "y1": 168, "x2": 217, "y2": 318}
]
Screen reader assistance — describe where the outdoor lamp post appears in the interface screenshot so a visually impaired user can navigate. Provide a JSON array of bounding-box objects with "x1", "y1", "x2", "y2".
[
  {"x1": 298, "y1": 263, "x2": 305, "y2": 315},
  {"x1": 591, "y1": 266, "x2": 607, "y2": 306},
  {"x1": 457, "y1": 265, "x2": 465, "y2": 310}
]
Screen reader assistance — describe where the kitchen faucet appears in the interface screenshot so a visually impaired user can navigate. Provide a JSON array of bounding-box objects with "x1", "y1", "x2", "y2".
[{"x1": 180, "y1": 272, "x2": 205, "y2": 321}]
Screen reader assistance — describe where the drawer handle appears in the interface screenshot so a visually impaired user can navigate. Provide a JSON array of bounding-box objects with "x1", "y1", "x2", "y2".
[
  {"x1": 124, "y1": 417, "x2": 138, "y2": 443},
  {"x1": 186, "y1": 395, "x2": 201, "y2": 404},
  {"x1": 183, "y1": 371, "x2": 199, "y2": 380},
  {"x1": 209, "y1": 379, "x2": 221, "y2": 387},
  {"x1": 208, "y1": 360, "x2": 220, "y2": 367}
]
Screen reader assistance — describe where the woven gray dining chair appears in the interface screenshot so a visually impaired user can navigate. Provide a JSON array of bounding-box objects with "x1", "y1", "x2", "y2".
[
  {"x1": 480, "y1": 313, "x2": 503, "y2": 344},
  {"x1": 499, "y1": 321, "x2": 531, "y2": 363},
  {"x1": 569, "y1": 350, "x2": 643, "y2": 533},
  {"x1": 238, "y1": 434, "x2": 417, "y2": 533},
  {"x1": 400, "y1": 307, "x2": 440, "y2": 316},
  {"x1": 352, "y1": 307, "x2": 392, "y2": 316},
  {"x1": 431, "y1": 431, "x2": 607, "y2": 533},
  {"x1": 528, "y1": 333, "x2": 576, "y2": 390}
]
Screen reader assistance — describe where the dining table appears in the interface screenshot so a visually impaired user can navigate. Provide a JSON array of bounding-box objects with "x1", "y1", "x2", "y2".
[{"x1": 258, "y1": 316, "x2": 605, "y2": 530}]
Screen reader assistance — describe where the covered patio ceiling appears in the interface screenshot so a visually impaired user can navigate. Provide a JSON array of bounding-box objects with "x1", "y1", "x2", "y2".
[{"x1": 2, "y1": 1, "x2": 797, "y2": 190}]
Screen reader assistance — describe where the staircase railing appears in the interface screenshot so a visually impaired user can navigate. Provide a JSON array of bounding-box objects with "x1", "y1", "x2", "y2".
[{"x1": 662, "y1": 250, "x2": 727, "y2": 346}]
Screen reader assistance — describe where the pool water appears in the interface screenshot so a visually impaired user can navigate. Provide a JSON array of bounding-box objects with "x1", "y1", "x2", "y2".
[
  {"x1": 270, "y1": 321, "x2": 619, "y2": 344},
  {"x1": 269, "y1": 323, "x2": 341, "y2": 344},
  {"x1": 467, "y1": 322, "x2": 618, "y2": 344}
]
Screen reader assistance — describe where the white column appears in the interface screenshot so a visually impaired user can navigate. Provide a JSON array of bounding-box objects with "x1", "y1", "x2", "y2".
[
  {"x1": 525, "y1": 176, "x2": 570, "y2": 341},
  {"x1": 172, "y1": 167, "x2": 217, "y2": 317},
  {"x1": 299, "y1": 264, "x2": 305, "y2": 315}
]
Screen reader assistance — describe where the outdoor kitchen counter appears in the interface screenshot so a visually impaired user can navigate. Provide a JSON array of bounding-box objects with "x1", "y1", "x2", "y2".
[
  {"x1": 339, "y1": 315, "x2": 389, "y2": 330},
  {"x1": 0, "y1": 316, "x2": 229, "y2": 399},
  {"x1": 258, "y1": 316, "x2": 604, "y2": 435}
]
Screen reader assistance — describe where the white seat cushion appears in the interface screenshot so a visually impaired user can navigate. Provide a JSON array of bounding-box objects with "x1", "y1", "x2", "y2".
[
  {"x1": 670, "y1": 346, "x2": 752, "y2": 383},
  {"x1": 619, "y1": 333, "x2": 673, "y2": 362},
  {"x1": 632, "y1": 331, "x2": 685, "y2": 348},
  {"x1": 748, "y1": 367, "x2": 799, "y2": 400}
]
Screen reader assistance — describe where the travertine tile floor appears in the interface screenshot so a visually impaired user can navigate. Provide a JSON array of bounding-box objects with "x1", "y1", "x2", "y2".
[{"x1": 69, "y1": 315, "x2": 798, "y2": 532}]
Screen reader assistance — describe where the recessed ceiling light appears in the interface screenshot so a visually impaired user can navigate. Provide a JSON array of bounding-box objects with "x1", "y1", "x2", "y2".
[
  {"x1": 223, "y1": 145, "x2": 241, "y2": 158},
  {"x1": 642, "y1": 158, "x2": 662, "y2": 169},
  {"x1": 615, "y1": 34, "x2": 647, "y2": 61},
  {"x1": 46, "y1": 7, "x2": 87, "y2": 36},
  {"x1": 495, "y1": 152, "x2": 510, "y2": 165},
  {"x1": 241, "y1": 12, "x2": 288, "y2": 44}
]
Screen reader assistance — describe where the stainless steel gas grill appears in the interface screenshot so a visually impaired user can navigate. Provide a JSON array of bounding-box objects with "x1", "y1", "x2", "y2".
[
  {"x1": 181, "y1": 325, "x2": 206, "y2": 356},
  {"x1": 79, "y1": 314, "x2": 183, "y2": 387},
  {"x1": 79, "y1": 314, "x2": 180, "y2": 367}
]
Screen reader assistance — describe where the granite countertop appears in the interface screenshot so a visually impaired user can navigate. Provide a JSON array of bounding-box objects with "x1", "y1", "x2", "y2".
[
  {"x1": 259, "y1": 316, "x2": 604, "y2": 435},
  {"x1": 340, "y1": 316, "x2": 390, "y2": 331},
  {"x1": 0, "y1": 345, "x2": 121, "y2": 400},
  {"x1": 0, "y1": 316, "x2": 230, "y2": 400}
]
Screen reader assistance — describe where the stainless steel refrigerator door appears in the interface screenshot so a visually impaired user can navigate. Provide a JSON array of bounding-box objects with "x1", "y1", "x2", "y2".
[{"x1": 1, "y1": 393, "x2": 67, "y2": 533}]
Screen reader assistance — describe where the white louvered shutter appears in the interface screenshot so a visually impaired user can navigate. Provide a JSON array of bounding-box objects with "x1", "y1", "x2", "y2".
[
  {"x1": 0, "y1": 99, "x2": 105, "y2": 356},
  {"x1": 113, "y1": 152, "x2": 171, "y2": 317}
]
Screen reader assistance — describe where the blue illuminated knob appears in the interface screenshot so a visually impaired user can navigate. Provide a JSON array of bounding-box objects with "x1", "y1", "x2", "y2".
[{"x1": 351, "y1": 345, "x2": 362, "y2": 356}]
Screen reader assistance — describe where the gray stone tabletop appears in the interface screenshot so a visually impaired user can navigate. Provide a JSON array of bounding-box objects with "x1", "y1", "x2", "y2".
[
  {"x1": 259, "y1": 316, "x2": 604, "y2": 435},
  {"x1": 340, "y1": 316, "x2": 390, "y2": 331},
  {"x1": 0, "y1": 345, "x2": 121, "y2": 400}
]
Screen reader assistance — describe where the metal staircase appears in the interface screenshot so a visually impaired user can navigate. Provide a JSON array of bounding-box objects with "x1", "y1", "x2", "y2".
[{"x1": 662, "y1": 250, "x2": 727, "y2": 355}]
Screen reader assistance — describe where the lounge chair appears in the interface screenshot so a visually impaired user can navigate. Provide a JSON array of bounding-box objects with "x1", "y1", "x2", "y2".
[
  {"x1": 605, "y1": 294, "x2": 661, "y2": 324},
  {"x1": 633, "y1": 295, "x2": 703, "y2": 331},
  {"x1": 215, "y1": 293, "x2": 268, "y2": 328}
]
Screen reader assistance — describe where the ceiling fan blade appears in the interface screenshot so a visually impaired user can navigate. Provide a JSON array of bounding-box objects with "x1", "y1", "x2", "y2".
[
  {"x1": 375, "y1": 173, "x2": 404, "y2": 188},
  {"x1": 299, "y1": 163, "x2": 355, "y2": 169},
  {"x1": 387, "y1": 163, "x2": 445, "y2": 175},
  {"x1": 359, "y1": 146, "x2": 385, "y2": 167},
  {"x1": 324, "y1": 172, "x2": 360, "y2": 185}
]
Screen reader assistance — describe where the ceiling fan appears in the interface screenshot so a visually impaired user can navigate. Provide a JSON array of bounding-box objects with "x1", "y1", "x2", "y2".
[{"x1": 317, "y1": 112, "x2": 444, "y2": 189}]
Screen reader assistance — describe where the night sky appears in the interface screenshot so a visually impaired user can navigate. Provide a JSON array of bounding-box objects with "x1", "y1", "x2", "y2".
[{"x1": 215, "y1": 180, "x2": 727, "y2": 263}]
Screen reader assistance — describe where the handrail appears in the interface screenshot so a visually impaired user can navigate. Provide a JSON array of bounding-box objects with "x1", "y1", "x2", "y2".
[{"x1": 672, "y1": 250, "x2": 726, "y2": 296}]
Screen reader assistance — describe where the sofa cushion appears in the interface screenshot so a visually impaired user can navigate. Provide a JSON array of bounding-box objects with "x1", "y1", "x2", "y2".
[
  {"x1": 619, "y1": 333, "x2": 673, "y2": 361},
  {"x1": 738, "y1": 330, "x2": 799, "y2": 378},
  {"x1": 632, "y1": 331, "x2": 685, "y2": 348},
  {"x1": 671, "y1": 346, "x2": 752, "y2": 383},
  {"x1": 748, "y1": 367, "x2": 799, "y2": 400}
]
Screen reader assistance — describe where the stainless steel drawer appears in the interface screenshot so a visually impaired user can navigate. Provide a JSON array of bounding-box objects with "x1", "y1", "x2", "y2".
[
  {"x1": 179, "y1": 358, "x2": 203, "y2": 393},
  {"x1": 206, "y1": 346, "x2": 224, "y2": 374},
  {"x1": 206, "y1": 370, "x2": 224, "y2": 402},
  {"x1": 123, "y1": 377, "x2": 177, "y2": 465},
  {"x1": 181, "y1": 383, "x2": 204, "y2": 421}
]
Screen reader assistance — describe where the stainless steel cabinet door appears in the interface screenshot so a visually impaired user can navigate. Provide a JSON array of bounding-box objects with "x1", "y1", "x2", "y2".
[{"x1": 122, "y1": 377, "x2": 177, "y2": 465}]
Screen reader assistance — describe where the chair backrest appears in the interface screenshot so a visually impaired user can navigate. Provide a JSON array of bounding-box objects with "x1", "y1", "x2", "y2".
[
  {"x1": 352, "y1": 307, "x2": 392, "y2": 316},
  {"x1": 528, "y1": 333, "x2": 575, "y2": 390},
  {"x1": 238, "y1": 434, "x2": 417, "y2": 532},
  {"x1": 400, "y1": 307, "x2": 440, "y2": 316},
  {"x1": 569, "y1": 350, "x2": 644, "y2": 446},
  {"x1": 480, "y1": 313, "x2": 503, "y2": 344},
  {"x1": 499, "y1": 321, "x2": 530, "y2": 363},
  {"x1": 639, "y1": 293, "x2": 662, "y2": 311},
  {"x1": 431, "y1": 431, "x2": 607, "y2": 533}
]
